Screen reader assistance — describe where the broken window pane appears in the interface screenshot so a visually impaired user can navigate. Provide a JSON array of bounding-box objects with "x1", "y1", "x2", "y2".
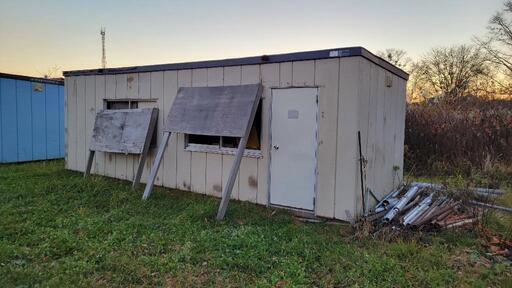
[
  {"x1": 107, "y1": 101, "x2": 130, "y2": 110},
  {"x1": 188, "y1": 135, "x2": 220, "y2": 146}
]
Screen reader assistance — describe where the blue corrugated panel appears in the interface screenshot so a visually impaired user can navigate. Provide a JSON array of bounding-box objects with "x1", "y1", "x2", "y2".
[
  {"x1": 46, "y1": 84, "x2": 60, "y2": 159},
  {"x1": 31, "y1": 82, "x2": 47, "y2": 160},
  {"x1": 1, "y1": 78, "x2": 18, "y2": 162},
  {"x1": 16, "y1": 80, "x2": 32, "y2": 161},
  {"x1": 0, "y1": 75, "x2": 64, "y2": 163},
  {"x1": 58, "y1": 86, "x2": 65, "y2": 157}
]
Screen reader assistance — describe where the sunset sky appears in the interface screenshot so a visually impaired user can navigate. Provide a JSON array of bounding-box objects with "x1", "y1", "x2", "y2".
[{"x1": 0, "y1": 0, "x2": 505, "y2": 77}]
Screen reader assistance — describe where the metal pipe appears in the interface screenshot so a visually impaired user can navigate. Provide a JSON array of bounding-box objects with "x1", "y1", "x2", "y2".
[
  {"x1": 403, "y1": 194, "x2": 433, "y2": 225},
  {"x1": 468, "y1": 201, "x2": 512, "y2": 213},
  {"x1": 383, "y1": 185, "x2": 421, "y2": 223},
  {"x1": 374, "y1": 185, "x2": 403, "y2": 211}
]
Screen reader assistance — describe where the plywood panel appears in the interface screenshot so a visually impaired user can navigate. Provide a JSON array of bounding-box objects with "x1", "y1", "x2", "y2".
[
  {"x1": 85, "y1": 76, "x2": 96, "y2": 174},
  {"x1": 114, "y1": 74, "x2": 128, "y2": 180},
  {"x1": 104, "y1": 75, "x2": 116, "y2": 177},
  {"x1": 258, "y1": 63, "x2": 279, "y2": 205},
  {"x1": 280, "y1": 62, "x2": 292, "y2": 87},
  {"x1": 176, "y1": 70, "x2": 192, "y2": 191},
  {"x1": 239, "y1": 65, "x2": 260, "y2": 202},
  {"x1": 76, "y1": 76, "x2": 86, "y2": 171},
  {"x1": 206, "y1": 67, "x2": 223, "y2": 196},
  {"x1": 162, "y1": 70, "x2": 178, "y2": 188},
  {"x1": 314, "y1": 58, "x2": 339, "y2": 218},
  {"x1": 292, "y1": 60, "x2": 315, "y2": 86},
  {"x1": 190, "y1": 68, "x2": 208, "y2": 194},
  {"x1": 335, "y1": 57, "x2": 360, "y2": 220},
  {"x1": 138, "y1": 73, "x2": 151, "y2": 182},
  {"x1": 126, "y1": 73, "x2": 139, "y2": 182},
  {"x1": 165, "y1": 85, "x2": 261, "y2": 136},
  {"x1": 94, "y1": 75, "x2": 106, "y2": 175},
  {"x1": 221, "y1": 66, "x2": 241, "y2": 199}
]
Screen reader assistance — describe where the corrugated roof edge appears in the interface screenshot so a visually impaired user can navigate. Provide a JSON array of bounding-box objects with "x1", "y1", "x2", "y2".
[
  {"x1": 63, "y1": 46, "x2": 408, "y2": 80},
  {"x1": 0, "y1": 72, "x2": 64, "y2": 85}
]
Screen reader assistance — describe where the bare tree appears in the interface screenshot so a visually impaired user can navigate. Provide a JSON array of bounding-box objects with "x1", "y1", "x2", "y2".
[
  {"x1": 474, "y1": 1, "x2": 512, "y2": 94},
  {"x1": 377, "y1": 48, "x2": 411, "y2": 71},
  {"x1": 38, "y1": 65, "x2": 62, "y2": 79},
  {"x1": 410, "y1": 45, "x2": 491, "y2": 100}
]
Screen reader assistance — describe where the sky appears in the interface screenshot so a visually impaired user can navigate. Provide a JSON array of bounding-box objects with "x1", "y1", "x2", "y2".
[{"x1": 0, "y1": 0, "x2": 506, "y2": 77}]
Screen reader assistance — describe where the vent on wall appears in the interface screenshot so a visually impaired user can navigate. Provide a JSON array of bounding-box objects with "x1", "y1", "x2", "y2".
[
  {"x1": 32, "y1": 83, "x2": 44, "y2": 92},
  {"x1": 385, "y1": 73, "x2": 393, "y2": 88}
]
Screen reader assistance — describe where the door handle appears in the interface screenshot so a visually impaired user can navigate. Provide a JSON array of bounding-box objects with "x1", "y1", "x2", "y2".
[{"x1": 273, "y1": 145, "x2": 279, "y2": 150}]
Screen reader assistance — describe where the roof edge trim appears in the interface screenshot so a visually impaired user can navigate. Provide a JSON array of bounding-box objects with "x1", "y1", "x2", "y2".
[
  {"x1": 63, "y1": 46, "x2": 408, "y2": 80},
  {"x1": 0, "y1": 72, "x2": 64, "y2": 85}
]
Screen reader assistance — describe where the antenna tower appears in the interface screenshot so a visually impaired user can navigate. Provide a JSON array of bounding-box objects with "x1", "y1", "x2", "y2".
[{"x1": 100, "y1": 27, "x2": 106, "y2": 69}]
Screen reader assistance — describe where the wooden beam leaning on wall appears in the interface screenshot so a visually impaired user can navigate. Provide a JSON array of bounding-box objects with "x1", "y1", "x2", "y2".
[
  {"x1": 84, "y1": 108, "x2": 159, "y2": 188},
  {"x1": 141, "y1": 84, "x2": 262, "y2": 220}
]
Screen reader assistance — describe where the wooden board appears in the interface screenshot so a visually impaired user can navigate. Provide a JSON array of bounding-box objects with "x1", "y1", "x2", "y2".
[
  {"x1": 164, "y1": 84, "x2": 262, "y2": 137},
  {"x1": 89, "y1": 108, "x2": 158, "y2": 154}
]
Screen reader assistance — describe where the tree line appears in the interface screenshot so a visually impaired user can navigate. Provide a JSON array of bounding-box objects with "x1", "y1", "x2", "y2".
[{"x1": 378, "y1": 1, "x2": 512, "y2": 102}]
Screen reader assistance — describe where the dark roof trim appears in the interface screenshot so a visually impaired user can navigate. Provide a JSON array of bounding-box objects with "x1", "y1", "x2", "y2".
[
  {"x1": 0, "y1": 72, "x2": 64, "y2": 85},
  {"x1": 63, "y1": 46, "x2": 408, "y2": 80}
]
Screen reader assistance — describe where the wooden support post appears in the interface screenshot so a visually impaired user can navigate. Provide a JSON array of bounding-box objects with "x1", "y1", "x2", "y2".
[
  {"x1": 133, "y1": 110, "x2": 159, "y2": 188},
  {"x1": 142, "y1": 132, "x2": 171, "y2": 200},
  {"x1": 133, "y1": 152, "x2": 149, "y2": 188},
  {"x1": 216, "y1": 136, "x2": 248, "y2": 220},
  {"x1": 84, "y1": 150, "x2": 95, "y2": 178}
]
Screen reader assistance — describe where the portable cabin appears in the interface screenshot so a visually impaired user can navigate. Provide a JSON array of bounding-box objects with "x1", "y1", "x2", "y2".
[
  {"x1": 63, "y1": 47, "x2": 408, "y2": 221},
  {"x1": 0, "y1": 73, "x2": 64, "y2": 163}
]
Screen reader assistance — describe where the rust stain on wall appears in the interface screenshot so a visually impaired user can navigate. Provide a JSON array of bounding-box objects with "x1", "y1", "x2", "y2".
[
  {"x1": 248, "y1": 176, "x2": 258, "y2": 188},
  {"x1": 108, "y1": 154, "x2": 113, "y2": 162}
]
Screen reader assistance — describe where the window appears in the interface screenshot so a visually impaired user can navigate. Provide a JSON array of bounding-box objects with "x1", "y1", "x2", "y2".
[
  {"x1": 185, "y1": 100, "x2": 262, "y2": 158},
  {"x1": 105, "y1": 99, "x2": 145, "y2": 110}
]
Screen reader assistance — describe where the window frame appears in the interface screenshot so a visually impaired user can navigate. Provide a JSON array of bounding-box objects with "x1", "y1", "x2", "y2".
[{"x1": 103, "y1": 98, "x2": 157, "y2": 110}]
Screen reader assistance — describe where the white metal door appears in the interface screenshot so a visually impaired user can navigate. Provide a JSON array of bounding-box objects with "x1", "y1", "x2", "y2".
[{"x1": 270, "y1": 88, "x2": 317, "y2": 210}]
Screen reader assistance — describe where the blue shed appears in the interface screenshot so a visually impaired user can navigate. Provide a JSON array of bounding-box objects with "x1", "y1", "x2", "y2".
[{"x1": 0, "y1": 73, "x2": 65, "y2": 163}]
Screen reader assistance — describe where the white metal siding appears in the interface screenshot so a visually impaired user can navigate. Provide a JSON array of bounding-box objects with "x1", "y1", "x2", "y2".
[{"x1": 65, "y1": 56, "x2": 406, "y2": 221}]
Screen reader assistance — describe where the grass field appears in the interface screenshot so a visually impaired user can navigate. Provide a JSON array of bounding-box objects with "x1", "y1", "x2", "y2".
[{"x1": 0, "y1": 161, "x2": 510, "y2": 287}]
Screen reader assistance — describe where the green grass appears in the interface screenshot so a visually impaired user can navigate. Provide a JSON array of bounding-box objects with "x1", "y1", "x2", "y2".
[{"x1": 0, "y1": 161, "x2": 510, "y2": 287}]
